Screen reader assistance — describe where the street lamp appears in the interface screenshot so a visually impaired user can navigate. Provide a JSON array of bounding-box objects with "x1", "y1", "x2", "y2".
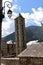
[{"x1": 2, "y1": 1, "x2": 12, "y2": 18}]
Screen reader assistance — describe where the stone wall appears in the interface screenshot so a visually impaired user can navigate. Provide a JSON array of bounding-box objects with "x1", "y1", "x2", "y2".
[
  {"x1": 1, "y1": 57, "x2": 20, "y2": 65},
  {"x1": 1, "y1": 40, "x2": 16, "y2": 57},
  {"x1": 1, "y1": 40, "x2": 7, "y2": 56},
  {"x1": 7, "y1": 44, "x2": 16, "y2": 57},
  {"x1": 15, "y1": 14, "x2": 26, "y2": 56},
  {"x1": 19, "y1": 57, "x2": 43, "y2": 65}
]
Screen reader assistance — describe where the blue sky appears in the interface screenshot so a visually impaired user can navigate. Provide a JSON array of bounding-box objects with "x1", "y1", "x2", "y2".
[
  {"x1": 2, "y1": 0, "x2": 43, "y2": 37},
  {"x1": 13, "y1": 0, "x2": 43, "y2": 13}
]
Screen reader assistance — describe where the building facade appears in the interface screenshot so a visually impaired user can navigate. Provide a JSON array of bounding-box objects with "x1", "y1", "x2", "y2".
[
  {"x1": 15, "y1": 14, "x2": 26, "y2": 56},
  {"x1": 18, "y1": 43, "x2": 43, "y2": 65},
  {"x1": 1, "y1": 40, "x2": 16, "y2": 57},
  {"x1": 1, "y1": 40, "x2": 7, "y2": 56},
  {"x1": 7, "y1": 43, "x2": 16, "y2": 57}
]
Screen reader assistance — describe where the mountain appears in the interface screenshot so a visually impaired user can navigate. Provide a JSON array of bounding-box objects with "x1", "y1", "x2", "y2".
[
  {"x1": 26, "y1": 26, "x2": 43, "y2": 42},
  {"x1": 2, "y1": 26, "x2": 43, "y2": 43}
]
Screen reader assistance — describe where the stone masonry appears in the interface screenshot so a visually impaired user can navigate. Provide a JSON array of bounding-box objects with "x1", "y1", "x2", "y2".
[{"x1": 15, "y1": 13, "x2": 26, "y2": 56}]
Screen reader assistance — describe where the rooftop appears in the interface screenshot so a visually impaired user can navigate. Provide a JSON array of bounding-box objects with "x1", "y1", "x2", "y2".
[
  {"x1": 14, "y1": 13, "x2": 24, "y2": 20},
  {"x1": 18, "y1": 42, "x2": 43, "y2": 58}
]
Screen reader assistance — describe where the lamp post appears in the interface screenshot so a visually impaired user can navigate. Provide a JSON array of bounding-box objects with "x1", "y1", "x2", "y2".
[
  {"x1": 0, "y1": 1, "x2": 12, "y2": 57},
  {"x1": 0, "y1": 1, "x2": 12, "y2": 49},
  {"x1": 3, "y1": 1, "x2": 12, "y2": 18}
]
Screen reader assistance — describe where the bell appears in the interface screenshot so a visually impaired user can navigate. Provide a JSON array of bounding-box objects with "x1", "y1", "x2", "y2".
[{"x1": 7, "y1": 9, "x2": 12, "y2": 18}]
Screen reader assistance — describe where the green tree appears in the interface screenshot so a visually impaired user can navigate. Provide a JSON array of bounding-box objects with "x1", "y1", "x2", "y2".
[{"x1": 41, "y1": 23, "x2": 43, "y2": 29}]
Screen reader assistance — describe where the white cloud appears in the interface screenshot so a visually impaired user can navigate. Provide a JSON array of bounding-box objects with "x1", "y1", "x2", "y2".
[
  {"x1": 11, "y1": 5, "x2": 18, "y2": 10},
  {"x1": 2, "y1": 18, "x2": 15, "y2": 37},
  {"x1": 21, "y1": 7, "x2": 43, "y2": 26},
  {"x1": 2, "y1": 7, "x2": 43, "y2": 37},
  {"x1": 2, "y1": 0, "x2": 21, "y2": 37},
  {"x1": 31, "y1": 7, "x2": 43, "y2": 21},
  {"x1": 21, "y1": 13, "x2": 30, "y2": 19}
]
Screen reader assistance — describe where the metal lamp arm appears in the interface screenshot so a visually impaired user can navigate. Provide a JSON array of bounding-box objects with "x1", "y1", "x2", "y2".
[
  {"x1": 4, "y1": 1, "x2": 12, "y2": 8},
  {"x1": 2, "y1": 1, "x2": 12, "y2": 17}
]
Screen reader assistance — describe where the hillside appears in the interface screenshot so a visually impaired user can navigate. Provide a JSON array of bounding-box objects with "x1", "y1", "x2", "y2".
[
  {"x1": 26, "y1": 26, "x2": 43, "y2": 42},
  {"x1": 2, "y1": 26, "x2": 43, "y2": 43}
]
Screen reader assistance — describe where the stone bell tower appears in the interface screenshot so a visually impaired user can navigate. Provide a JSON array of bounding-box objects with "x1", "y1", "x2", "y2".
[{"x1": 15, "y1": 13, "x2": 26, "y2": 56}]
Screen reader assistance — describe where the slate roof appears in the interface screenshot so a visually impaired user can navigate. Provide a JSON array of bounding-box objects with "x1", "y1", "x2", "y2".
[{"x1": 18, "y1": 42, "x2": 43, "y2": 57}]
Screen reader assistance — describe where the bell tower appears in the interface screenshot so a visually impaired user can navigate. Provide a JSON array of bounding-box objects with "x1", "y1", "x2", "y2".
[{"x1": 15, "y1": 13, "x2": 26, "y2": 56}]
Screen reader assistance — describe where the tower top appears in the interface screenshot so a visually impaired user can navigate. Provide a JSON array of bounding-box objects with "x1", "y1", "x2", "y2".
[
  {"x1": 19, "y1": 13, "x2": 23, "y2": 18},
  {"x1": 15, "y1": 13, "x2": 24, "y2": 20}
]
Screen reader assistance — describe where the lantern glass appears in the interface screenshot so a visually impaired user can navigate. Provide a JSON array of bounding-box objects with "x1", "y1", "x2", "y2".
[
  {"x1": 7, "y1": 13, "x2": 12, "y2": 18},
  {"x1": 7, "y1": 9, "x2": 12, "y2": 18}
]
